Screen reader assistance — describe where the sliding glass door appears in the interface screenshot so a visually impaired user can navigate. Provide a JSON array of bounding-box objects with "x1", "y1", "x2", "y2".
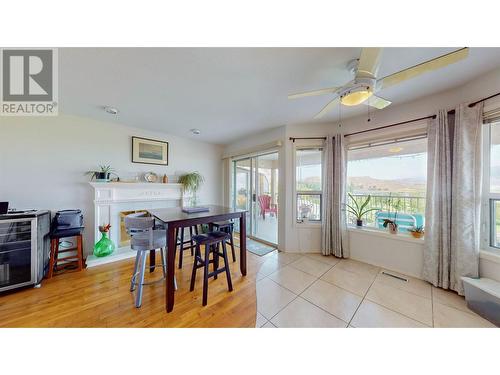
[
  {"x1": 233, "y1": 151, "x2": 279, "y2": 245},
  {"x1": 233, "y1": 158, "x2": 252, "y2": 234}
]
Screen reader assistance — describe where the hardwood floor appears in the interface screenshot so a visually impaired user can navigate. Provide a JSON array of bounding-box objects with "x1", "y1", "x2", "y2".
[{"x1": 0, "y1": 247, "x2": 266, "y2": 328}]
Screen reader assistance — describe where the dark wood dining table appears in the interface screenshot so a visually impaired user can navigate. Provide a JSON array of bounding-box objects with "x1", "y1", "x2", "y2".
[{"x1": 147, "y1": 205, "x2": 247, "y2": 312}]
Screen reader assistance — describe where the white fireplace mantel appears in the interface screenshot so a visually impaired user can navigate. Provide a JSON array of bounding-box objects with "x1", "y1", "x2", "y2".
[{"x1": 87, "y1": 182, "x2": 190, "y2": 267}]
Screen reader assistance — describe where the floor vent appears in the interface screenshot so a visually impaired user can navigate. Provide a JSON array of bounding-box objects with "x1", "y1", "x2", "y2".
[{"x1": 382, "y1": 271, "x2": 408, "y2": 282}]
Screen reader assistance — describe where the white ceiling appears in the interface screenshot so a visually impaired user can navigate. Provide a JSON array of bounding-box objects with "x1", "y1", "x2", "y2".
[{"x1": 59, "y1": 48, "x2": 500, "y2": 144}]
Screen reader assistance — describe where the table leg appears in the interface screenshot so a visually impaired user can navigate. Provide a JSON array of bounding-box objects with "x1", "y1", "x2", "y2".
[
  {"x1": 166, "y1": 225, "x2": 176, "y2": 312},
  {"x1": 239, "y1": 213, "x2": 247, "y2": 276},
  {"x1": 149, "y1": 250, "x2": 156, "y2": 273}
]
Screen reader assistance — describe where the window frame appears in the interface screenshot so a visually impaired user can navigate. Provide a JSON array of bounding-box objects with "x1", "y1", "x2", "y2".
[
  {"x1": 345, "y1": 135, "x2": 428, "y2": 231},
  {"x1": 481, "y1": 122, "x2": 500, "y2": 252},
  {"x1": 293, "y1": 144, "x2": 324, "y2": 225}
]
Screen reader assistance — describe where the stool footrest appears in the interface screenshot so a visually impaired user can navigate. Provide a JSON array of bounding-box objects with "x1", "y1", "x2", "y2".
[{"x1": 56, "y1": 255, "x2": 81, "y2": 262}]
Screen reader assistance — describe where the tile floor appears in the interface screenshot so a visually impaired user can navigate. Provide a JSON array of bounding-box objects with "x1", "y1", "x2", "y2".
[{"x1": 255, "y1": 251, "x2": 496, "y2": 328}]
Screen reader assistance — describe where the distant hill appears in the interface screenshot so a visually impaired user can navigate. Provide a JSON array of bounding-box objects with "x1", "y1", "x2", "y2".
[{"x1": 347, "y1": 176, "x2": 426, "y2": 194}]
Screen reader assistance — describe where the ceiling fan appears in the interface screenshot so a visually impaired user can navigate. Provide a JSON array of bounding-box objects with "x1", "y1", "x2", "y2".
[{"x1": 288, "y1": 47, "x2": 469, "y2": 119}]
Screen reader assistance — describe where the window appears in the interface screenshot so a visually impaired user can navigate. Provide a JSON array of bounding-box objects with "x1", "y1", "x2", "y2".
[
  {"x1": 295, "y1": 148, "x2": 323, "y2": 222},
  {"x1": 484, "y1": 121, "x2": 500, "y2": 249},
  {"x1": 346, "y1": 137, "x2": 427, "y2": 232}
]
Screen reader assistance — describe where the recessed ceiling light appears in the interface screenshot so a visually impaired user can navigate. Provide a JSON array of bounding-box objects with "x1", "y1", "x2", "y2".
[
  {"x1": 389, "y1": 147, "x2": 403, "y2": 153},
  {"x1": 190, "y1": 129, "x2": 201, "y2": 135},
  {"x1": 104, "y1": 106, "x2": 119, "y2": 115}
]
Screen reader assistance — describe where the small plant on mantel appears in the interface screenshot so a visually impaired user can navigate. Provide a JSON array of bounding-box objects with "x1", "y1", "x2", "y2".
[
  {"x1": 178, "y1": 172, "x2": 205, "y2": 206},
  {"x1": 85, "y1": 165, "x2": 117, "y2": 182}
]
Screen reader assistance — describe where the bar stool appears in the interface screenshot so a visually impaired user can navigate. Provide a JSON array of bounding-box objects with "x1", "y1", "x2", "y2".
[
  {"x1": 125, "y1": 212, "x2": 177, "y2": 308},
  {"x1": 47, "y1": 228, "x2": 84, "y2": 278},
  {"x1": 212, "y1": 220, "x2": 236, "y2": 262},
  {"x1": 190, "y1": 231, "x2": 233, "y2": 306},
  {"x1": 176, "y1": 225, "x2": 199, "y2": 269}
]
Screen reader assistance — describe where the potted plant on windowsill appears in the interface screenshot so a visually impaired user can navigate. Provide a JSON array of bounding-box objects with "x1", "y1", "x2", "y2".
[
  {"x1": 346, "y1": 193, "x2": 380, "y2": 227},
  {"x1": 178, "y1": 171, "x2": 205, "y2": 206},
  {"x1": 409, "y1": 225, "x2": 425, "y2": 239},
  {"x1": 85, "y1": 165, "x2": 117, "y2": 182},
  {"x1": 383, "y1": 219, "x2": 398, "y2": 234},
  {"x1": 382, "y1": 197, "x2": 402, "y2": 234}
]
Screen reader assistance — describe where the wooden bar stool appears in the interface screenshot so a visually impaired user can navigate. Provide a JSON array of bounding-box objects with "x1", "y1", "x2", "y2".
[
  {"x1": 47, "y1": 228, "x2": 84, "y2": 278},
  {"x1": 190, "y1": 231, "x2": 233, "y2": 306},
  {"x1": 212, "y1": 220, "x2": 236, "y2": 262},
  {"x1": 176, "y1": 225, "x2": 199, "y2": 269}
]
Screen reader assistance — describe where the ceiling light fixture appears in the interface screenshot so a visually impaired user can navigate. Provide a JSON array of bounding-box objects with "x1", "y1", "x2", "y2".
[
  {"x1": 190, "y1": 128, "x2": 201, "y2": 135},
  {"x1": 340, "y1": 87, "x2": 373, "y2": 106},
  {"x1": 104, "y1": 106, "x2": 119, "y2": 115},
  {"x1": 389, "y1": 147, "x2": 403, "y2": 153}
]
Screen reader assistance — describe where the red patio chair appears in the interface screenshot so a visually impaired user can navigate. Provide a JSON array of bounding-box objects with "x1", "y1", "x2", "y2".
[{"x1": 258, "y1": 195, "x2": 277, "y2": 220}]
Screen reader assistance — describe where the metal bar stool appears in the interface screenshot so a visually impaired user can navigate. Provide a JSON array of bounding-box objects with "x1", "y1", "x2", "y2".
[
  {"x1": 176, "y1": 225, "x2": 199, "y2": 269},
  {"x1": 125, "y1": 212, "x2": 177, "y2": 308},
  {"x1": 190, "y1": 231, "x2": 233, "y2": 306},
  {"x1": 212, "y1": 220, "x2": 236, "y2": 262}
]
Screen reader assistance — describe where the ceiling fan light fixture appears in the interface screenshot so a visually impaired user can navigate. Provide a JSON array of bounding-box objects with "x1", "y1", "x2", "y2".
[
  {"x1": 389, "y1": 146, "x2": 404, "y2": 153},
  {"x1": 340, "y1": 90, "x2": 373, "y2": 106}
]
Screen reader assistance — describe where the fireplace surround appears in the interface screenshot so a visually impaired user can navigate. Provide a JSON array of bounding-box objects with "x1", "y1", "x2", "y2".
[{"x1": 87, "y1": 182, "x2": 190, "y2": 267}]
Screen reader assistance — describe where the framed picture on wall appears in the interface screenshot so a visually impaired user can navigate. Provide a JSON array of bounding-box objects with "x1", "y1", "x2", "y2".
[{"x1": 132, "y1": 136, "x2": 169, "y2": 165}]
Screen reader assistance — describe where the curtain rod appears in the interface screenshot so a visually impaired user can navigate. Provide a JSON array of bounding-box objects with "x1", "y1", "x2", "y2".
[
  {"x1": 293, "y1": 92, "x2": 500, "y2": 140},
  {"x1": 344, "y1": 115, "x2": 436, "y2": 137},
  {"x1": 289, "y1": 136, "x2": 327, "y2": 142},
  {"x1": 468, "y1": 91, "x2": 500, "y2": 107}
]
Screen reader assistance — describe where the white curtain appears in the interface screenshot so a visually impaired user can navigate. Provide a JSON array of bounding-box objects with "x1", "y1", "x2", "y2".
[
  {"x1": 423, "y1": 103, "x2": 483, "y2": 295},
  {"x1": 321, "y1": 135, "x2": 349, "y2": 257}
]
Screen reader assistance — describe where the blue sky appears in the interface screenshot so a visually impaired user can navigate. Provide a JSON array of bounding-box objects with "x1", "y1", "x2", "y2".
[
  {"x1": 348, "y1": 153, "x2": 427, "y2": 181},
  {"x1": 296, "y1": 152, "x2": 428, "y2": 181}
]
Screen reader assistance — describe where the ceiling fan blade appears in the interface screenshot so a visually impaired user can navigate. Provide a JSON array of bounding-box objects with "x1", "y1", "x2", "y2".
[
  {"x1": 363, "y1": 95, "x2": 392, "y2": 109},
  {"x1": 314, "y1": 97, "x2": 339, "y2": 119},
  {"x1": 378, "y1": 47, "x2": 469, "y2": 90},
  {"x1": 288, "y1": 87, "x2": 338, "y2": 99},
  {"x1": 356, "y1": 48, "x2": 383, "y2": 78}
]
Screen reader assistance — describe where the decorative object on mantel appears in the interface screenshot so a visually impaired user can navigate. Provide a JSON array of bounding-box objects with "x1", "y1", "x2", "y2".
[
  {"x1": 132, "y1": 136, "x2": 169, "y2": 165},
  {"x1": 162, "y1": 174, "x2": 168, "y2": 183},
  {"x1": 345, "y1": 193, "x2": 379, "y2": 227},
  {"x1": 178, "y1": 171, "x2": 205, "y2": 207},
  {"x1": 94, "y1": 223, "x2": 115, "y2": 257},
  {"x1": 409, "y1": 225, "x2": 425, "y2": 239},
  {"x1": 143, "y1": 171, "x2": 158, "y2": 183},
  {"x1": 85, "y1": 165, "x2": 117, "y2": 182}
]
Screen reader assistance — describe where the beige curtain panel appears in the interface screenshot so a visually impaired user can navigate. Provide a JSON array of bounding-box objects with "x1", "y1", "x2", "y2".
[
  {"x1": 321, "y1": 135, "x2": 349, "y2": 258},
  {"x1": 423, "y1": 103, "x2": 483, "y2": 295}
]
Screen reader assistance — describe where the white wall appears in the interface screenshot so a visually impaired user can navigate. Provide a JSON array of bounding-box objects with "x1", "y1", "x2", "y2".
[
  {"x1": 0, "y1": 114, "x2": 223, "y2": 255},
  {"x1": 224, "y1": 66, "x2": 500, "y2": 281}
]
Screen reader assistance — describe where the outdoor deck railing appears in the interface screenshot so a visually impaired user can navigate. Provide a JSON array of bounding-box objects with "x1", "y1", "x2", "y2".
[{"x1": 347, "y1": 193, "x2": 426, "y2": 227}]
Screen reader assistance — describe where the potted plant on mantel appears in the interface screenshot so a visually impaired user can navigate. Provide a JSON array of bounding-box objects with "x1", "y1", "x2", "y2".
[
  {"x1": 345, "y1": 193, "x2": 380, "y2": 227},
  {"x1": 178, "y1": 171, "x2": 205, "y2": 206},
  {"x1": 85, "y1": 165, "x2": 117, "y2": 182}
]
